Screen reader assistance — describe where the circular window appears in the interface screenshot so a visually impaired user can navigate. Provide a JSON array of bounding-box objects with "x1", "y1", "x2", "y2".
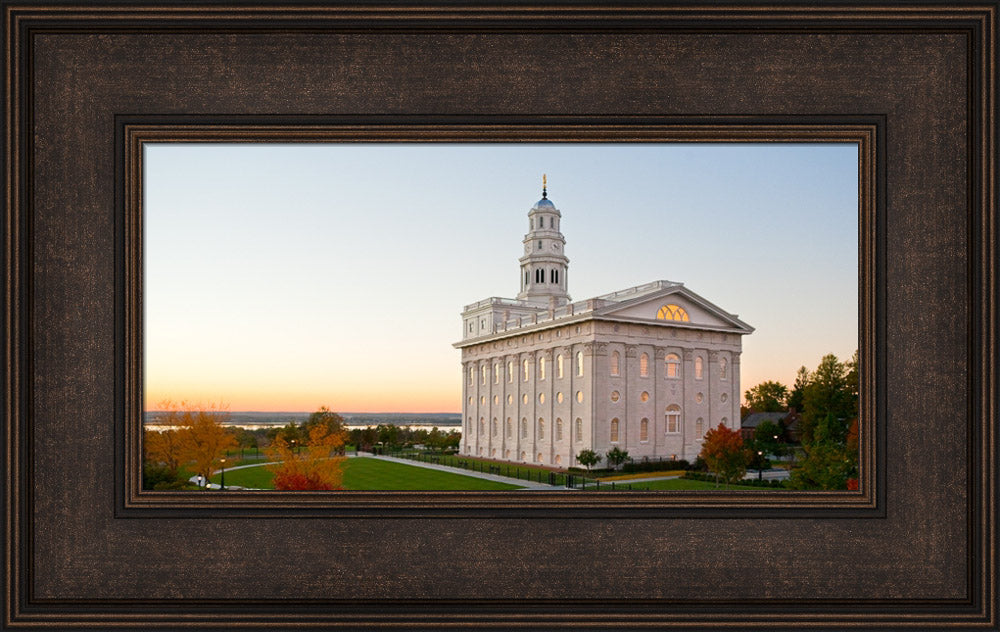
[
  {"x1": 539, "y1": 393, "x2": 545, "y2": 404},
  {"x1": 576, "y1": 391, "x2": 584, "y2": 403},
  {"x1": 557, "y1": 392, "x2": 564, "y2": 403},
  {"x1": 610, "y1": 391, "x2": 620, "y2": 402},
  {"x1": 721, "y1": 393, "x2": 729, "y2": 402},
  {"x1": 640, "y1": 391, "x2": 649, "y2": 402},
  {"x1": 695, "y1": 392, "x2": 704, "y2": 403}
]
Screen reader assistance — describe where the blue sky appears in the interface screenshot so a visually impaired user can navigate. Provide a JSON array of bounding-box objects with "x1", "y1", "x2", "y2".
[{"x1": 144, "y1": 143, "x2": 857, "y2": 412}]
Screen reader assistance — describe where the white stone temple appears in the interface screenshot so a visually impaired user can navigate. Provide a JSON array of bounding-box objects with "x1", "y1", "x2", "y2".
[{"x1": 454, "y1": 177, "x2": 753, "y2": 468}]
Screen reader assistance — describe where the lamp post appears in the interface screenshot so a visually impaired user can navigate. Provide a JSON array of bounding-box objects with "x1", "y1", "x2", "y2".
[
  {"x1": 220, "y1": 457, "x2": 226, "y2": 491},
  {"x1": 197, "y1": 474, "x2": 203, "y2": 489},
  {"x1": 757, "y1": 451, "x2": 764, "y2": 481},
  {"x1": 290, "y1": 439, "x2": 297, "y2": 455}
]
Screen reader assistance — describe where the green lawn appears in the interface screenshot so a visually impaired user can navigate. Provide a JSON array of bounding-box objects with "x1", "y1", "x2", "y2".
[{"x1": 209, "y1": 457, "x2": 524, "y2": 491}]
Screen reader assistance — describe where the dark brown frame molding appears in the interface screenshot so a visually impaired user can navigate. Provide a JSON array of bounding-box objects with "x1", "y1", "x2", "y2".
[{"x1": 4, "y1": 3, "x2": 996, "y2": 630}]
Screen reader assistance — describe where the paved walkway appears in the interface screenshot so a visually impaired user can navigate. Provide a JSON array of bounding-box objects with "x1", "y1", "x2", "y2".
[{"x1": 369, "y1": 454, "x2": 564, "y2": 490}]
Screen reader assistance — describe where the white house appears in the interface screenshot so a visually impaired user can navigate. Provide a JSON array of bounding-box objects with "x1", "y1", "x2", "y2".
[{"x1": 454, "y1": 179, "x2": 753, "y2": 468}]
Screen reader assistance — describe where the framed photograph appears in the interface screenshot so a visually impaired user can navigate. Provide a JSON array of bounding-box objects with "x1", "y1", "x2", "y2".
[{"x1": 4, "y1": 2, "x2": 996, "y2": 630}]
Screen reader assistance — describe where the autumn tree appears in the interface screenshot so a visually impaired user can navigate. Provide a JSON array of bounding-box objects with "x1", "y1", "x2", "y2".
[
  {"x1": 144, "y1": 428, "x2": 185, "y2": 474},
  {"x1": 267, "y1": 421, "x2": 347, "y2": 490},
  {"x1": 699, "y1": 423, "x2": 749, "y2": 486},
  {"x1": 744, "y1": 380, "x2": 790, "y2": 413},
  {"x1": 177, "y1": 404, "x2": 238, "y2": 485}
]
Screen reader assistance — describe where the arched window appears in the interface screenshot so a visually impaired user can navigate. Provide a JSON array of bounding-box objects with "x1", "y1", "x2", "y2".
[
  {"x1": 525, "y1": 270, "x2": 529, "y2": 286},
  {"x1": 610, "y1": 351, "x2": 620, "y2": 376},
  {"x1": 695, "y1": 417, "x2": 704, "y2": 438},
  {"x1": 492, "y1": 418, "x2": 498, "y2": 437},
  {"x1": 656, "y1": 304, "x2": 690, "y2": 321},
  {"x1": 575, "y1": 418, "x2": 583, "y2": 441},
  {"x1": 557, "y1": 354, "x2": 564, "y2": 378},
  {"x1": 468, "y1": 366, "x2": 473, "y2": 385},
  {"x1": 520, "y1": 451, "x2": 526, "y2": 461},
  {"x1": 665, "y1": 353, "x2": 681, "y2": 378},
  {"x1": 610, "y1": 418, "x2": 620, "y2": 443},
  {"x1": 576, "y1": 351, "x2": 584, "y2": 377},
  {"x1": 695, "y1": 356, "x2": 703, "y2": 380},
  {"x1": 640, "y1": 418, "x2": 649, "y2": 442},
  {"x1": 479, "y1": 417, "x2": 485, "y2": 434},
  {"x1": 523, "y1": 358, "x2": 530, "y2": 381},
  {"x1": 506, "y1": 417, "x2": 512, "y2": 438},
  {"x1": 538, "y1": 418, "x2": 545, "y2": 440},
  {"x1": 481, "y1": 365, "x2": 487, "y2": 384},
  {"x1": 521, "y1": 418, "x2": 528, "y2": 439},
  {"x1": 640, "y1": 352, "x2": 649, "y2": 377},
  {"x1": 665, "y1": 405, "x2": 681, "y2": 434},
  {"x1": 494, "y1": 363, "x2": 499, "y2": 384},
  {"x1": 556, "y1": 418, "x2": 564, "y2": 441},
  {"x1": 537, "y1": 453, "x2": 544, "y2": 463},
  {"x1": 539, "y1": 357, "x2": 546, "y2": 380},
  {"x1": 720, "y1": 357, "x2": 728, "y2": 380},
  {"x1": 508, "y1": 361, "x2": 513, "y2": 383}
]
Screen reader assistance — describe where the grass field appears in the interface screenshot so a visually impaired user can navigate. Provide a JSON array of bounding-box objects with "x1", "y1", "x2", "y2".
[{"x1": 209, "y1": 457, "x2": 524, "y2": 491}]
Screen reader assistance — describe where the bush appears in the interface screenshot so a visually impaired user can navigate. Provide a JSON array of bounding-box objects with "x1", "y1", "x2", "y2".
[
  {"x1": 143, "y1": 461, "x2": 185, "y2": 490},
  {"x1": 621, "y1": 458, "x2": 690, "y2": 473}
]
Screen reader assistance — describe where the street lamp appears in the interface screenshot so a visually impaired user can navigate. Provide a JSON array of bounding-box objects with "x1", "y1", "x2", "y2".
[
  {"x1": 290, "y1": 439, "x2": 297, "y2": 455},
  {"x1": 196, "y1": 474, "x2": 203, "y2": 489},
  {"x1": 220, "y1": 457, "x2": 226, "y2": 490},
  {"x1": 757, "y1": 451, "x2": 764, "y2": 481}
]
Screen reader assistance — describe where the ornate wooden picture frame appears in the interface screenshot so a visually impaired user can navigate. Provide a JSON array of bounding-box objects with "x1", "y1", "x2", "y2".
[{"x1": 3, "y1": 2, "x2": 996, "y2": 629}]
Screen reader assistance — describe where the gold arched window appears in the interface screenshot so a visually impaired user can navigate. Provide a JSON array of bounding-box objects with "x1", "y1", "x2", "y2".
[
  {"x1": 657, "y1": 304, "x2": 690, "y2": 322},
  {"x1": 610, "y1": 418, "x2": 620, "y2": 443}
]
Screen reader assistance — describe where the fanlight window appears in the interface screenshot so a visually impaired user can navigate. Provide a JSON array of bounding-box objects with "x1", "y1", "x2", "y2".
[
  {"x1": 657, "y1": 304, "x2": 690, "y2": 322},
  {"x1": 665, "y1": 405, "x2": 681, "y2": 434}
]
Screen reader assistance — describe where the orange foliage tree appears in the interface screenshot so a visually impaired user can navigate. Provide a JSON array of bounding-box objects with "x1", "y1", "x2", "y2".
[
  {"x1": 148, "y1": 401, "x2": 237, "y2": 484},
  {"x1": 699, "y1": 423, "x2": 749, "y2": 486},
  {"x1": 267, "y1": 419, "x2": 347, "y2": 490}
]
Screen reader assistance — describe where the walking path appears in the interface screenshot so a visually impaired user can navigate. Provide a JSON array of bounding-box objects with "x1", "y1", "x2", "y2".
[{"x1": 369, "y1": 454, "x2": 563, "y2": 490}]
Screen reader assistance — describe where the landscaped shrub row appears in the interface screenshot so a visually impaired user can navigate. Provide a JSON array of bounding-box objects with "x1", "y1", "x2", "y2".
[{"x1": 620, "y1": 458, "x2": 690, "y2": 473}]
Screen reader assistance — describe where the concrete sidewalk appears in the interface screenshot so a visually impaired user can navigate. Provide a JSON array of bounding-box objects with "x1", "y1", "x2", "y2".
[{"x1": 369, "y1": 454, "x2": 567, "y2": 490}]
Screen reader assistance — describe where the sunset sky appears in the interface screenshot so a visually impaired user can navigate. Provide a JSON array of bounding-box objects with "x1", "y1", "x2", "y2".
[{"x1": 144, "y1": 143, "x2": 857, "y2": 413}]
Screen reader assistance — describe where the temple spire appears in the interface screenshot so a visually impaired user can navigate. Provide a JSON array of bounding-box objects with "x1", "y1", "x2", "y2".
[{"x1": 542, "y1": 174, "x2": 547, "y2": 199}]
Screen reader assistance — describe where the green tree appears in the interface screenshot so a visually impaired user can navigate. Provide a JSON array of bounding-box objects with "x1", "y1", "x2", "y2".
[
  {"x1": 787, "y1": 366, "x2": 810, "y2": 412},
  {"x1": 577, "y1": 449, "x2": 600, "y2": 471},
  {"x1": 699, "y1": 423, "x2": 749, "y2": 486},
  {"x1": 799, "y1": 353, "x2": 856, "y2": 446},
  {"x1": 744, "y1": 381, "x2": 790, "y2": 412},
  {"x1": 605, "y1": 446, "x2": 630, "y2": 470},
  {"x1": 751, "y1": 420, "x2": 787, "y2": 461},
  {"x1": 787, "y1": 421, "x2": 856, "y2": 491}
]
